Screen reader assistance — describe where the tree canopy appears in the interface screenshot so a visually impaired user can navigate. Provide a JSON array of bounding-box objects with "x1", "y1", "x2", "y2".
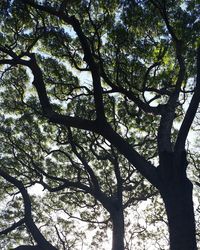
[{"x1": 0, "y1": 0, "x2": 200, "y2": 250}]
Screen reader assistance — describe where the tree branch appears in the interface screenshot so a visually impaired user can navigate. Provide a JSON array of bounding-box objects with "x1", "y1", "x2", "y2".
[
  {"x1": 175, "y1": 47, "x2": 200, "y2": 151},
  {"x1": 97, "y1": 123, "x2": 159, "y2": 187},
  {"x1": 99, "y1": 60, "x2": 160, "y2": 115},
  {"x1": 67, "y1": 128, "x2": 101, "y2": 193},
  {"x1": 0, "y1": 169, "x2": 57, "y2": 249},
  {"x1": 0, "y1": 55, "x2": 97, "y2": 131},
  {"x1": 0, "y1": 218, "x2": 25, "y2": 236},
  {"x1": 22, "y1": 0, "x2": 106, "y2": 121},
  {"x1": 149, "y1": 0, "x2": 186, "y2": 153}
]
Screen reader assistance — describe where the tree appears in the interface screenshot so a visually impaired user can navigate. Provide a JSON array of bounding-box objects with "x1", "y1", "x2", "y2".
[{"x1": 0, "y1": 0, "x2": 200, "y2": 249}]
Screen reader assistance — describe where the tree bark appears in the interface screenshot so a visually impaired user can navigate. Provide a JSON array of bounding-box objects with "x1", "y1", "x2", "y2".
[
  {"x1": 161, "y1": 179, "x2": 197, "y2": 250},
  {"x1": 111, "y1": 205, "x2": 125, "y2": 250},
  {"x1": 158, "y1": 151, "x2": 197, "y2": 250}
]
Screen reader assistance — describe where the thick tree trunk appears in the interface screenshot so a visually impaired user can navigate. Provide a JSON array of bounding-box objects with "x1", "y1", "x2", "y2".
[
  {"x1": 161, "y1": 178, "x2": 197, "y2": 250},
  {"x1": 158, "y1": 151, "x2": 197, "y2": 250},
  {"x1": 111, "y1": 206, "x2": 125, "y2": 250}
]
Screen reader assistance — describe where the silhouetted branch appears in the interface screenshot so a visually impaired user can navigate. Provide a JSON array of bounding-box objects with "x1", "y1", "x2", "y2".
[
  {"x1": 0, "y1": 218, "x2": 25, "y2": 235},
  {"x1": 0, "y1": 169, "x2": 57, "y2": 249}
]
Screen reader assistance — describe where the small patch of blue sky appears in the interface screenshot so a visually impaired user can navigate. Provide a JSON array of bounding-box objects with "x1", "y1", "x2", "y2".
[
  {"x1": 180, "y1": 2, "x2": 187, "y2": 10},
  {"x1": 61, "y1": 24, "x2": 77, "y2": 39}
]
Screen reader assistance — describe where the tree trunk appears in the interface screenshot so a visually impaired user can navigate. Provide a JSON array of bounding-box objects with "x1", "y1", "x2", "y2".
[
  {"x1": 158, "y1": 151, "x2": 197, "y2": 250},
  {"x1": 161, "y1": 178, "x2": 197, "y2": 250},
  {"x1": 111, "y1": 206, "x2": 125, "y2": 250}
]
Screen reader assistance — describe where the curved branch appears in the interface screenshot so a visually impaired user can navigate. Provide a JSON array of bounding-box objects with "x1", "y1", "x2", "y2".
[
  {"x1": 100, "y1": 62, "x2": 160, "y2": 115},
  {"x1": 0, "y1": 169, "x2": 57, "y2": 250},
  {"x1": 175, "y1": 47, "x2": 200, "y2": 151},
  {"x1": 22, "y1": 0, "x2": 106, "y2": 121},
  {"x1": 0, "y1": 55, "x2": 97, "y2": 132}
]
